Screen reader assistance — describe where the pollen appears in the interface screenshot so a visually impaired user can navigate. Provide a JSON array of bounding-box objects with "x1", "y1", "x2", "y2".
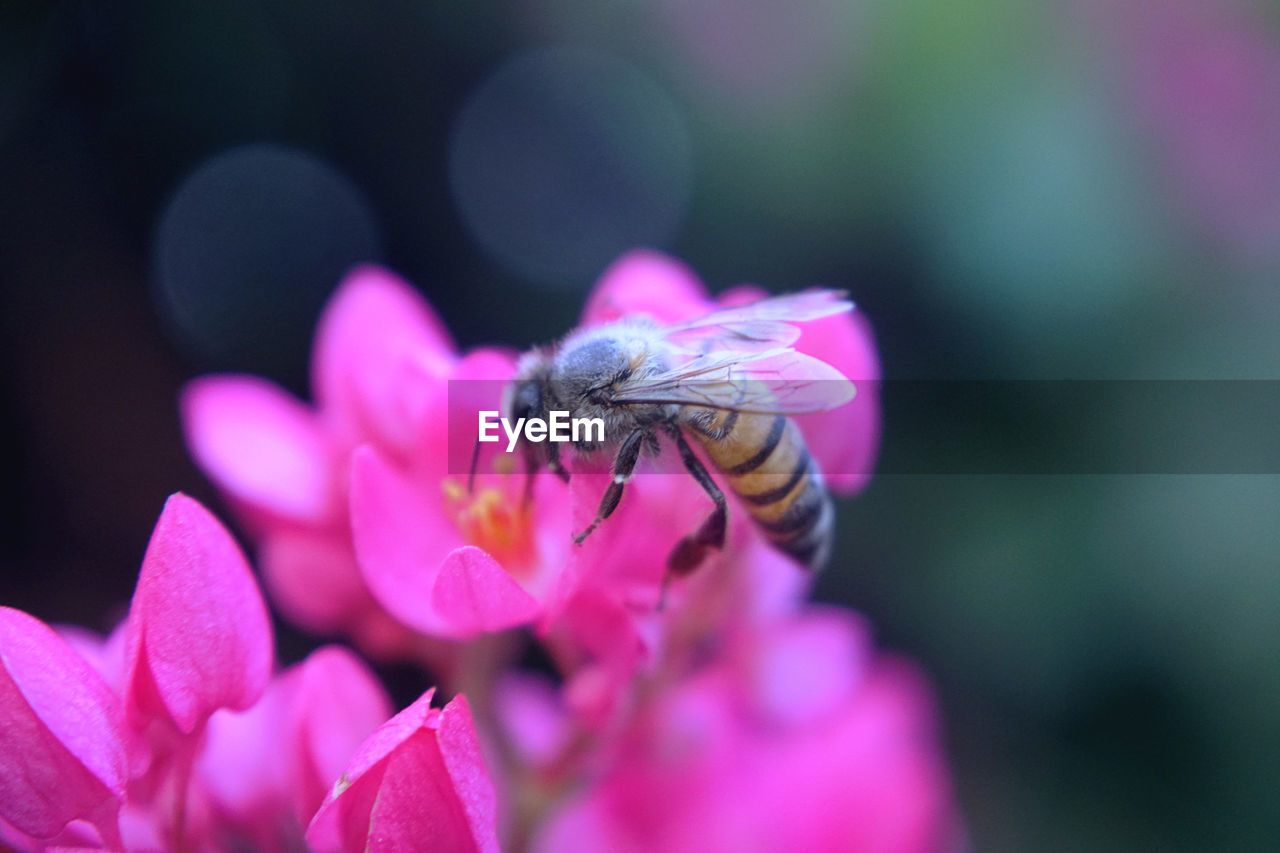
[{"x1": 441, "y1": 478, "x2": 534, "y2": 574}]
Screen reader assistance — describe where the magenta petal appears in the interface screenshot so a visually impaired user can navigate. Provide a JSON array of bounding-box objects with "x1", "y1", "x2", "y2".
[
  {"x1": 181, "y1": 375, "x2": 339, "y2": 525},
  {"x1": 306, "y1": 691, "x2": 498, "y2": 853},
  {"x1": 349, "y1": 445, "x2": 462, "y2": 634},
  {"x1": 124, "y1": 494, "x2": 273, "y2": 733},
  {"x1": 363, "y1": 731, "x2": 469, "y2": 852},
  {"x1": 312, "y1": 265, "x2": 456, "y2": 454},
  {"x1": 435, "y1": 694, "x2": 500, "y2": 851},
  {"x1": 453, "y1": 347, "x2": 519, "y2": 382},
  {"x1": 581, "y1": 250, "x2": 712, "y2": 326},
  {"x1": 258, "y1": 530, "x2": 371, "y2": 635},
  {"x1": 433, "y1": 547, "x2": 539, "y2": 637},
  {"x1": 304, "y1": 688, "x2": 436, "y2": 853},
  {"x1": 196, "y1": 668, "x2": 296, "y2": 821},
  {"x1": 291, "y1": 646, "x2": 393, "y2": 823},
  {"x1": 56, "y1": 622, "x2": 127, "y2": 694},
  {"x1": 749, "y1": 609, "x2": 871, "y2": 727},
  {"x1": 0, "y1": 607, "x2": 126, "y2": 844},
  {"x1": 493, "y1": 671, "x2": 568, "y2": 767}
]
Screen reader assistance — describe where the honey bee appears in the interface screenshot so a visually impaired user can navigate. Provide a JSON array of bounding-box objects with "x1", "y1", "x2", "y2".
[{"x1": 503, "y1": 291, "x2": 857, "y2": 577}]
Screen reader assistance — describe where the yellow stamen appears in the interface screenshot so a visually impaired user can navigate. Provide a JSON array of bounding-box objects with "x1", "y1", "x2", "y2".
[{"x1": 441, "y1": 477, "x2": 533, "y2": 574}]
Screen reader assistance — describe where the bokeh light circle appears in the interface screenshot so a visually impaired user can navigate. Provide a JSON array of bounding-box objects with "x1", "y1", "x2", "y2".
[
  {"x1": 153, "y1": 143, "x2": 383, "y2": 373},
  {"x1": 448, "y1": 47, "x2": 693, "y2": 287}
]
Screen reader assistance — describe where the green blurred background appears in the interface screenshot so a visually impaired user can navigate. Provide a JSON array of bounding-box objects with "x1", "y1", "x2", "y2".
[{"x1": 2, "y1": 1, "x2": 1278, "y2": 849}]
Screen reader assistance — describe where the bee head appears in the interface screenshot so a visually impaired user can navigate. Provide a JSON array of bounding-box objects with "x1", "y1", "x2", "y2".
[{"x1": 506, "y1": 378, "x2": 543, "y2": 424}]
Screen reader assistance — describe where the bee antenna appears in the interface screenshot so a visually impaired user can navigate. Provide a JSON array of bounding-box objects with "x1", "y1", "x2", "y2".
[{"x1": 467, "y1": 435, "x2": 482, "y2": 494}]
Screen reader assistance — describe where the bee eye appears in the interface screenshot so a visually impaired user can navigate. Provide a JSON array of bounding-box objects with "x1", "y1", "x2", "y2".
[{"x1": 510, "y1": 383, "x2": 540, "y2": 420}]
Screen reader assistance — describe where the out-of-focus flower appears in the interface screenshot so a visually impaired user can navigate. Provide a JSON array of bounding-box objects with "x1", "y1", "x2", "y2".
[
  {"x1": 306, "y1": 689, "x2": 499, "y2": 853},
  {"x1": 1105, "y1": 0, "x2": 1280, "y2": 263},
  {"x1": 197, "y1": 644, "x2": 392, "y2": 851},
  {"x1": 182, "y1": 266, "x2": 454, "y2": 657},
  {"x1": 530, "y1": 607, "x2": 959, "y2": 853}
]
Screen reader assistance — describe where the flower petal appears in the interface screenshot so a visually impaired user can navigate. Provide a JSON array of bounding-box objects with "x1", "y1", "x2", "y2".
[
  {"x1": 349, "y1": 445, "x2": 463, "y2": 635},
  {"x1": 493, "y1": 671, "x2": 569, "y2": 767},
  {"x1": 351, "y1": 447, "x2": 538, "y2": 639},
  {"x1": 182, "y1": 375, "x2": 340, "y2": 526},
  {"x1": 124, "y1": 494, "x2": 273, "y2": 733},
  {"x1": 290, "y1": 646, "x2": 393, "y2": 823},
  {"x1": 748, "y1": 608, "x2": 871, "y2": 727},
  {"x1": 0, "y1": 608, "x2": 126, "y2": 844},
  {"x1": 306, "y1": 691, "x2": 499, "y2": 853},
  {"x1": 304, "y1": 691, "x2": 436, "y2": 853},
  {"x1": 55, "y1": 622, "x2": 127, "y2": 694},
  {"x1": 581, "y1": 250, "x2": 711, "y2": 326},
  {"x1": 533, "y1": 623, "x2": 959, "y2": 853},
  {"x1": 312, "y1": 265, "x2": 456, "y2": 455},
  {"x1": 196, "y1": 667, "x2": 296, "y2": 825},
  {"x1": 425, "y1": 695, "x2": 499, "y2": 853},
  {"x1": 258, "y1": 529, "x2": 371, "y2": 636},
  {"x1": 433, "y1": 547, "x2": 540, "y2": 637}
]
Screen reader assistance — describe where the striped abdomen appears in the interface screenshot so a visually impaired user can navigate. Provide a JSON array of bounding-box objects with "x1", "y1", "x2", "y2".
[{"x1": 684, "y1": 410, "x2": 833, "y2": 570}]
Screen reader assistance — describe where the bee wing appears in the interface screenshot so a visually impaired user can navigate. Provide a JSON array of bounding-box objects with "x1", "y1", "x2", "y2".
[
  {"x1": 609, "y1": 347, "x2": 856, "y2": 414},
  {"x1": 661, "y1": 290, "x2": 852, "y2": 354}
]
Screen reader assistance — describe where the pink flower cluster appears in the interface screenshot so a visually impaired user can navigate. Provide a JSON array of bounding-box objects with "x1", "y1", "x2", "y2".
[
  {"x1": 2, "y1": 251, "x2": 960, "y2": 851},
  {"x1": 1, "y1": 494, "x2": 491, "y2": 850}
]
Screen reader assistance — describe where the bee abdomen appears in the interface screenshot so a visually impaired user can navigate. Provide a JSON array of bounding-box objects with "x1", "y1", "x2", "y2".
[{"x1": 690, "y1": 413, "x2": 834, "y2": 571}]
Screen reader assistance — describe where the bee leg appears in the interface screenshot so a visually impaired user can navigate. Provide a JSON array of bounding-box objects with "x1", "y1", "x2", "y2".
[
  {"x1": 572, "y1": 428, "x2": 646, "y2": 545},
  {"x1": 666, "y1": 429, "x2": 727, "y2": 578}
]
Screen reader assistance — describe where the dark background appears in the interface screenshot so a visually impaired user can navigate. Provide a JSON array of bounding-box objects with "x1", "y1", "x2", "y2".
[{"x1": 3, "y1": 1, "x2": 1279, "y2": 850}]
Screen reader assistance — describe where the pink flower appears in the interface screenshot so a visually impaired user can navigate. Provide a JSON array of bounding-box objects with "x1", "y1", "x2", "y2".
[
  {"x1": 7, "y1": 250, "x2": 957, "y2": 852},
  {"x1": 186, "y1": 252, "x2": 881, "y2": 656},
  {"x1": 529, "y1": 608, "x2": 959, "y2": 853},
  {"x1": 0, "y1": 607, "x2": 128, "y2": 849},
  {"x1": 306, "y1": 689, "x2": 499, "y2": 853},
  {"x1": 182, "y1": 266, "x2": 448, "y2": 658},
  {"x1": 353, "y1": 250, "x2": 881, "y2": 650},
  {"x1": 1, "y1": 494, "x2": 411, "y2": 852},
  {"x1": 183, "y1": 266, "x2": 569, "y2": 651},
  {"x1": 115, "y1": 493, "x2": 276, "y2": 849},
  {"x1": 123, "y1": 492, "x2": 273, "y2": 734},
  {"x1": 0, "y1": 493, "x2": 286, "y2": 851},
  {"x1": 196, "y1": 645, "x2": 392, "y2": 850}
]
